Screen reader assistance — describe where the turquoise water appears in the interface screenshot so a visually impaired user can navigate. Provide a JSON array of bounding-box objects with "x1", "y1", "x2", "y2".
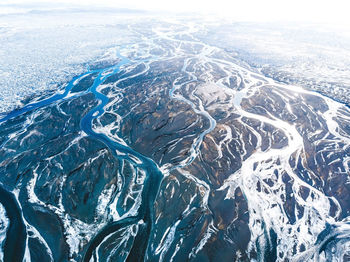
[{"x1": 0, "y1": 50, "x2": 164, "y2": 261}]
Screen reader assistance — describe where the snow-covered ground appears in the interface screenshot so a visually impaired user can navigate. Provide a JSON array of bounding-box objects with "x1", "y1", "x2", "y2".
[
  {"x1": 0, "y1": 7, "x2": 142, "y2": 113},
  {"x1": 199, "y1": 22, "x2": 350, "y2": 104},
  {"x1": 1, "y1": 5, "x2": 350, "y2": 114}
]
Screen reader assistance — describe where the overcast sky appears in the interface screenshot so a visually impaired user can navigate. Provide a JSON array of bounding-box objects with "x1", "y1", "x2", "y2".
[{"x1": 1, "y1": 0, "x2": 350, "y2": 25}]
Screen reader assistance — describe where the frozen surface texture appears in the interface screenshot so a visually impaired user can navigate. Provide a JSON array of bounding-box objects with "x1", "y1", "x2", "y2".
[{"x1": 0, "y1": 8, "x2": 350, "y2": 262}]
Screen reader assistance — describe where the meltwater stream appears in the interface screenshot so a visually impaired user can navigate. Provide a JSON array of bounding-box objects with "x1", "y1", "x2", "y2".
[
  {"x1": 79, "y1": 53, "x2": 165, "y2": 262},
  {"x1": 1, "y1": 22, "x2": 350, "y2": 261},
  {"x1": 82, "y1": 53, "x2": 219, "y2": 260},
  {"x1": 0, "y1": 70, "x2": 100, "y2": 262},
  {"x1": 0, "y1": 45, "x2": 218, "y2": 261},
  {"x1": 0, "y1": 51, "x2": 166, "y2": 261}
]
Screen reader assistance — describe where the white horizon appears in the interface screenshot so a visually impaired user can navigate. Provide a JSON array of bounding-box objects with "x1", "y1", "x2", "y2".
[{"x1": 1, "y1": 0, "x2": 350, "y2": 26}]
